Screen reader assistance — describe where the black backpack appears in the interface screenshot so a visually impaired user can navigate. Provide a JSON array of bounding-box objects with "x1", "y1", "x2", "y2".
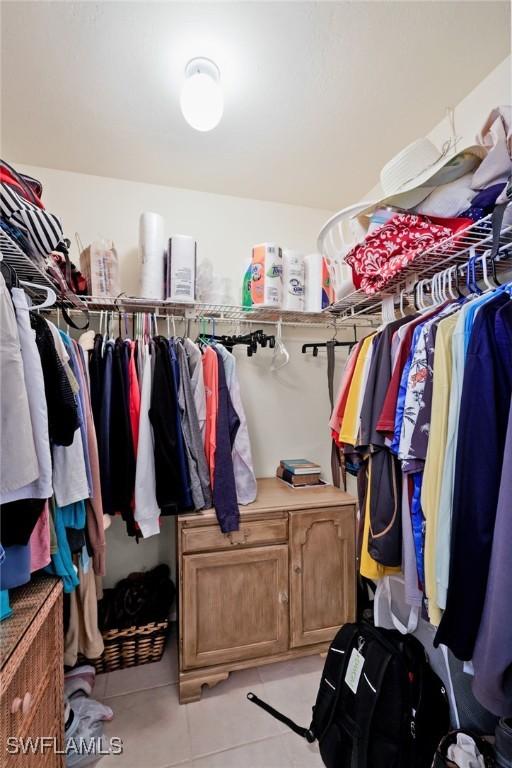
[{"x1": 248, "y1": 621, "x2": 450, "y2": 768}]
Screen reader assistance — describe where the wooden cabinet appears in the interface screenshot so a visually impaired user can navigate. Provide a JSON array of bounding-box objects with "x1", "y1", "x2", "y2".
[
  {"x1": 0, "y1": 577, "x2": 64, "y2": 768},
  {"x1": 182, "y1": 545, "x2": 289, "y2": 669},
  {"x1": 177, "y1": 478, "x2": 356, "y2": 703},
  {"x1": 289, "y1": 508, "x2": 355, "y2": 648}
]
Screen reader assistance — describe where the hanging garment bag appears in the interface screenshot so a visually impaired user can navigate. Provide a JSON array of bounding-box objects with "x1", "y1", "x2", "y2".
[{"x1": 248, "y1": 621, "x2": 450, "y2": 768}]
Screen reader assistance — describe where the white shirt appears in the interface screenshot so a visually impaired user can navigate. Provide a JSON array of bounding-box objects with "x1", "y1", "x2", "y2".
[
  {"x1": 184, "y1": 339, "x2": 207, "y2": 441},
  {"x1": 134, "y1": 344, "x2": 161, "y2": 537},
  {"x1": 216, "y1": 345, "x2": 257, "y2": 505},
  {"x1": 2, "y1": 288, "x2": 53, "y2": 502}
]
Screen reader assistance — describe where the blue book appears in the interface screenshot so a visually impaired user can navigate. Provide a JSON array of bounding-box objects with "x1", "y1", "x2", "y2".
[{"x1": 280, "y1": 459, "x2": 321, "y2": 475}]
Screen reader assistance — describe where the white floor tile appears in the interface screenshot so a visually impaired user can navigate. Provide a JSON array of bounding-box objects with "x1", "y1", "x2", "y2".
[
  {"x1": 103, "y1": 637, "x2": 179, "y2": 698},
  {"x1": 96, "y1": 683, "x2": 191, "y2": 768},
  {"x1": 94, "y1": 671, "x2": 109, "y2": 700},
  {"x1": 185, "y1": 667, "x2": 283, "y2": 758},
  {"x1": 257, "y1": 656, "x2": 323, "y2": 728},
  {"x1": 281, "y1": 733, "x2": 324, "y2": 768},
  {"x1": 190, "y1": 735, "x2": 292, "y2": 768}
]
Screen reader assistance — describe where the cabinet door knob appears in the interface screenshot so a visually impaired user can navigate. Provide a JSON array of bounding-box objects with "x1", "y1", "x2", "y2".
[
  {"x1": 11, "y1": 697, "x2": 22, "y2": 714},
  {"x1": 294, "y1": 565, "x2": 302, "y2": 574},
  {"x1": 22, "y1": 692, "x2": 33, "y2": 716},
  {"x1": 279, "y1": 591, "x2": 289, "y2": 605}
]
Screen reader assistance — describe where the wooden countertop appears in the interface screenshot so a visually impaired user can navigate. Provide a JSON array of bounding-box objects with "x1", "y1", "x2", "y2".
[{"x1": 178, "y1": 477, "x2": 356, "y2": 527}]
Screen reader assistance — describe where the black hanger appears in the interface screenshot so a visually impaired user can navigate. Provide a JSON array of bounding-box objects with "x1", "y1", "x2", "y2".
[
  {"x1": 0, "y1": 259, "x2": 20, "y2": 291},
  {"x1": 301, "y1": 325, "x2": 358, "y2": 356}
]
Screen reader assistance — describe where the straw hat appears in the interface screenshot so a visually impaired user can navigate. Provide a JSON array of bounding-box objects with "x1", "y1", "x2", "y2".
[{"x1": 361, "y1": 137, "x2": 487, "y2": 216}]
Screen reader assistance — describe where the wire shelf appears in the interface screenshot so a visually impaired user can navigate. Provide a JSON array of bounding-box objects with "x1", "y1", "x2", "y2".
[
  {"x1": 0, "y1": 230, "x2": 61, "y2": 300},
  {"x1": 327, "y1": 211, "x2": 512, "y2": 321},
  {"x1": 81, "y1": 295, "x2": 337, "y2": 327}
]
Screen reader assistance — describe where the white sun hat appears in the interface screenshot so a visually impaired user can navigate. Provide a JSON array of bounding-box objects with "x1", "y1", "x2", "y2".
[{"x1": 361, "y1": 137, "x2": 487, "y2": 216}]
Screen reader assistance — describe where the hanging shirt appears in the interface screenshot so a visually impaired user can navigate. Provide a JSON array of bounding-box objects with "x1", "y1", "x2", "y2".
[
  {"x1": 339, "y1": 333, "x2": 376, "y2": 446},
  {"x1": 128, "y1": 340, "x2": 141, "y2": 454},
  {"x1": 202, "y1": 346, "x2": 219, "y2": 487},
  {"x1": 74, "y1": 342, "x2": 106, "y2": 576},
  {"x1": 98, "y1": 340, "x2": 114, "y2": 516},
  {"x1": 176, "y1": 341, "x2": 210, "y2": 511},
  {"x1": 110, "y1": 338, "x2": 136, "y2": 531},
  {"x1": 3, "y1": 287, "x2": 52, "y2": 502},
  {"x1": 329, "y1": 341, "x2": 363, "y2": 441},
  {"x1": 216, "y1": 345, "x2": 257, "y2": 505},
  {"x1": 149, "y1": 337, "x2": 183, "y2": 514},
  {"x1": 391, "y1": 324, "x2": 424, "y2": 455},
  {"x1": 435, "y1": 292, "x2": 511, "y2": 659},
  {"x1": 473, "y1": 395, "x2": 512, "y2": 716},
  {"x1": 0, "y1": 274, "x2": 38, "y2": 495},
  {"x1": 401, "y1": 474, "x2": 423, "y2": 607},
  {"x1": 59, "y1": 330, "x2": 92, "y2": 495},
  {"x1": 377, "y1": 305, "x2": 446, "y2": 437},
  {"x1": 50, "y1": 324, "x2": 90, "y2": 508},
  {"x1": 135, "y1": 343, "x2": 161, "y2": 537},
  {"x1": 212, "y1": 348, "x2": 240, "y2": 533},
  {"x1": 359, "y1": 459, "x2": 401, "y2": 580},
  {"x1": 421, "y1": 312, "x2": 458, "y2": 626},
  {"x1": 168, "y1": 340, "x2": 193, "y2": 511},
  {"x1": 185, "y1": 338, "x2": 207, "y2": 442},
  {"x1": 29, "y1": 501, "x2": 51, "y2": 572},
  {"x1": 435, "y1": 291, "x2": 502, "y2": 610}
]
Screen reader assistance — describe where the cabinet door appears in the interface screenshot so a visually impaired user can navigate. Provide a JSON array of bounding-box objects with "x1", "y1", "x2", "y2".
[
  {"x1": 182, "y1": 545, "x2": 289, "y2": 669},
  {"x1": 289, "y1": 507, "x2": 355, "y2": 648}
]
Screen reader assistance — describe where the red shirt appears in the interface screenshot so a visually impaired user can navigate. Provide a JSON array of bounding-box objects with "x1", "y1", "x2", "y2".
[{"x1": 376, "y1": 304, "x2": 447, "y2": 437}]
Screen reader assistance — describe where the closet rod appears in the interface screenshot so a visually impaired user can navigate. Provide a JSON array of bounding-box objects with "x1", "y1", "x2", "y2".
[{"x1": 44, "y1": 306, "x2": 377, "y2": 330}]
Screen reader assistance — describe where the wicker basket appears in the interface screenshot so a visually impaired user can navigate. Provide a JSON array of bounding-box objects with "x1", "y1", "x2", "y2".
[{"x1": 82, "y1": 618, "x2": 170, "y2": 674}]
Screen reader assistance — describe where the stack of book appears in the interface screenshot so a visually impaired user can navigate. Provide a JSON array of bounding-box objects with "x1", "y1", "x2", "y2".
[{"x1": 276, "y1": 459, "x2": 323, "y2": 488}]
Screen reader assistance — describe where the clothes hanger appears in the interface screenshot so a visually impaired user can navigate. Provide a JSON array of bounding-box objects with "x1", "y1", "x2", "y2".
[
  {"x1": 270, "y1": 320, "x2": 290, "y2": 371},
  {"x1": 301, "y1": 323, "x2": 357, "y2": 356},
  {"x1": 17, "y1": 281, "x2": 57, "y2": 311}
]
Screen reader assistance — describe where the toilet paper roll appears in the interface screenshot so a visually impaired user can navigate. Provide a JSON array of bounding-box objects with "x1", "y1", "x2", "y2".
[
  {"x1": 139, "y1": 212, "x2": 166, "y2": 299},
  {"x1": 282, "y1": 250, "x2": 305, "y2": 311},
  {"x1": 304, "y1": 253, "x2": 323, "y2": 312}
]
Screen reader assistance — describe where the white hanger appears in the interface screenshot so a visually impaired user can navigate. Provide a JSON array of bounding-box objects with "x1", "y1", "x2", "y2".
[
  {"x1": 270, "y1": 319, "x2": 290, "y2": 371},
  {"x1": 480, "y1": 250, "x2": 494, "y2": 292},
  {"x1": 18, "y1": 281, "x2": 57, "y2": 311}
]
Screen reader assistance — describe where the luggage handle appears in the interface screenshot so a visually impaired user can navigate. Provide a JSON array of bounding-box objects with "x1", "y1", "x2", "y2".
[{"x1": 246, "y1": 692, "x2": 315, "y2": 743}]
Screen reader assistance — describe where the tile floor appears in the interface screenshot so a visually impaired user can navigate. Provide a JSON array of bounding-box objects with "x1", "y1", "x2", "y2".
[{"x1": 94, "y1": 633, "x2": 324, "y2": 768}]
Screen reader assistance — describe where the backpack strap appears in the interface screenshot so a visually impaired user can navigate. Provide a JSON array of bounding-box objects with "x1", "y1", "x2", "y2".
[
  {"x1": 246, "y1": 693, "x2": 314, "y2": 741},
  {"x1": 351, "y1": 638, "x2": 394, "y2": 768}
]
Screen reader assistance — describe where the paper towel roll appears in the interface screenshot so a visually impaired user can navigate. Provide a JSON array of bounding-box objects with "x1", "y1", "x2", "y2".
[
  {"x1": 282, "y1": 250, "x2": 305, "y2": 311},
  {"x1": 139, "y1": 212, "x2": 165, "y2": 299},
  {"x1": 304, "y1": 253, "x2": 323, "y2": 312},
  {"x1": 167, "y1": 235, "x2": 196, "y2": 302}
]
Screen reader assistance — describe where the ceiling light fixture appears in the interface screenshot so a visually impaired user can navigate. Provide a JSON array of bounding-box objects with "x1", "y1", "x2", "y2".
[{"x1": 180, "y1": 57, "x2": 223, "y2": 132}]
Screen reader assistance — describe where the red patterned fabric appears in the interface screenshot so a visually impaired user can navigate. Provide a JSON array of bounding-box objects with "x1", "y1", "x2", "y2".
[{"x1": 345, "y1": 213, "x2": 471, "y2": 294}]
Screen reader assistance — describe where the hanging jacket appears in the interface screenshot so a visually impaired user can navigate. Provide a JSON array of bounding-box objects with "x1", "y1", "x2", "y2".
[{"x1": 149, "y1": 337, "x2": 182, "y2": 514}]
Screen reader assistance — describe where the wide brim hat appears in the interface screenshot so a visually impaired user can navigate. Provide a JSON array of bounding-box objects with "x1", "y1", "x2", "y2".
[{"x1": 359, "y1": 138, "x2": 487, "y2": 217}]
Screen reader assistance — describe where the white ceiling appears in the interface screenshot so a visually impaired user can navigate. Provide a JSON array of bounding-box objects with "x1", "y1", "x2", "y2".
[{"x1": 1, "y1": 1, "x2": 510, "y2": 210}]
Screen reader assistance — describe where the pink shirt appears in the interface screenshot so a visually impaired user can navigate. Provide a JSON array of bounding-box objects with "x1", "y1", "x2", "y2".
[{"x1": 202, "y1": 347, "x2": 219, "y2": 487}]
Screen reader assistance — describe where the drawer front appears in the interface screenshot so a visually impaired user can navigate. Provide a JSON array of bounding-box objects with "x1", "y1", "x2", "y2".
[
  {"x1": 3, "y1": 676, "x2": 64, "y2": 768},
  {"x1": 1, "y1": 592, "x2": 63, "y2": 765},
  {"x1": 2, "y1": 619, "x2": 57, "y2": 742},
  {"x1": 182, "y1": 517, "x2": 288, "y2": 553}
]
